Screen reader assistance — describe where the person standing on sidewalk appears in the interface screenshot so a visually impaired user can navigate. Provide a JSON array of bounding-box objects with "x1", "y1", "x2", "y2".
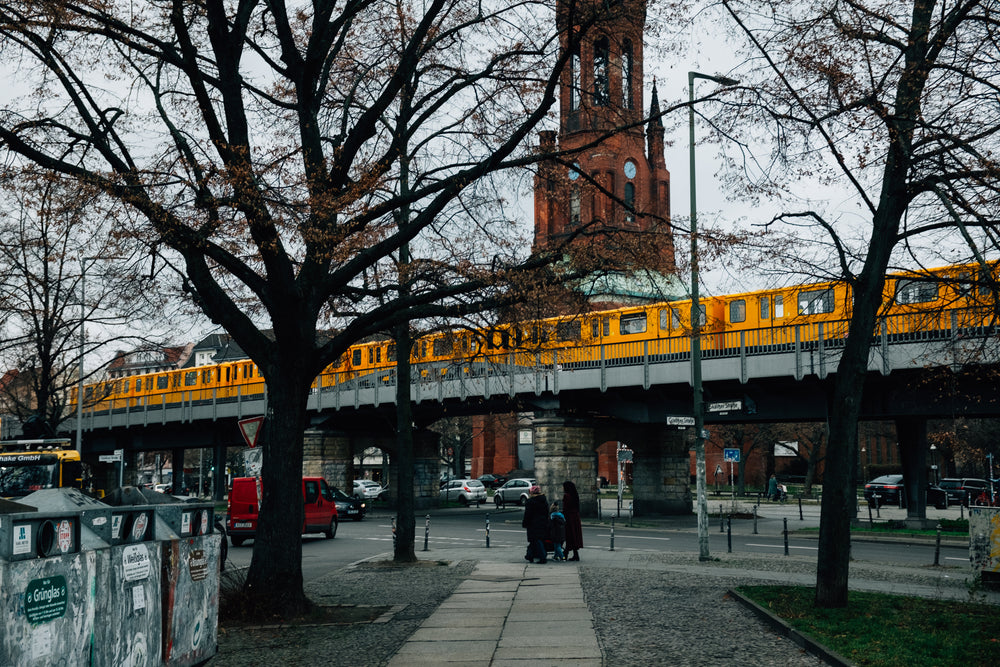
[
  {"x1": 522, "y1": 485, "x2": 549, "y2": 564},
  {"x1": 563, "y1": 480, "x2": 583, "y2": 561},
  {"x1": 549, "y1": 502, "x2": 566, "y2": 561}
]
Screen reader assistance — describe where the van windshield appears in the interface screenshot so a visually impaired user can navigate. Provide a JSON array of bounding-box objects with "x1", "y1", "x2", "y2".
[{"x1": 0, "y1": 456, "x2": 60, "y2": 497}]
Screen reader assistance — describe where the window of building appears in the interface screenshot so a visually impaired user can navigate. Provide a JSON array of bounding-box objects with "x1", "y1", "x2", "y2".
[
  {"x1": 798, "y1": 288, "x2": 835, "y2": 314},
  {"x1": 895, "y1": 279, "x2": 939, "y2": 304},
  {"x1": 593, "y1": 37, "x2": 610, "y2": 106},
  {"x1": 624, "y1": 182, "x2": 635, "y2": 223},
  {"x1": 730, "y1": 299, "x2": 746, "y2": 323},
  {"x1": 621, "y1": 39, "x2": 633, "y2": 109},
  {"x1": 570, "y1": 186, "x2": 581, "y2": 226},
  {"x1": 570, "y1": 46, "x2": 581, "y2": 111}
]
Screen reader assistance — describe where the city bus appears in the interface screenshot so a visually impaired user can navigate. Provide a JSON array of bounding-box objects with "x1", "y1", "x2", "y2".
[{"x1": 0, "y1": 439, "x2": 83, "y2": 498}]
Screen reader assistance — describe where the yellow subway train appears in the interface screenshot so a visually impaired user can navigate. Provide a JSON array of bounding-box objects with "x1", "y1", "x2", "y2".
[{"x1": 72, "y1": 261, "x2": 997, "y2": 412}]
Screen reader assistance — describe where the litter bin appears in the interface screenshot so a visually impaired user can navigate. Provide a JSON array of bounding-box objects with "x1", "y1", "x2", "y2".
[
  {"x1": 969, "y1": 505, "x2": 1000, "y2": 587},
  {"x1": 0, "y1": 492, "x2": 98, "y2": 666}
]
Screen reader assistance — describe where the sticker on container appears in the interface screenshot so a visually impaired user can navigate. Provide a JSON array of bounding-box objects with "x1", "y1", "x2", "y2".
[
  {"x1": 182, "y1": 512, "x2": 191, "y2": 534},
  {"x1": 188, "y1": 549, "x2": 208, "y2": 581},
  {"x1": 132, "y1": 584, "x2": 146, "y2": 611},
  {"x1": 57, "y1": 519, "x2": 73, "y2": 553},
  {"x1": 122, "y1": 544, "x2": 151, "y2": 581},
  {"x1": 13, "y1": 524, "x2": 31, "y2": 555},
  {"x1": 131, "y1": 512, "x2": 148, "y2": 541},
  {"x1": 200, "y1": 510, "x2": 209, "y2": 536},
  {"x1": 31, "y1": 625, "x2": 53, "y2": 660}
]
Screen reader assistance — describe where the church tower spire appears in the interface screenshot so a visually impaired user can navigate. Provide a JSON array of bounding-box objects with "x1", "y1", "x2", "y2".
[{"x1": 533, "y1": 0, "x2": 673, "y2": 274}]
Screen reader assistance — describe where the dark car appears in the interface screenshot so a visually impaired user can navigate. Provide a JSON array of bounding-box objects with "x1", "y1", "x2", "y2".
[
  {"x1": 477, "y1": 474, "x2": 507, "y2": 489},
  {"x1": 332, "y1": 486, "x2": 366, "y2": 521},
  {"x1": 939, "y1": 478, "x2": 989, "y2": 506},
  {"x1": 864, "y1": 474, "x2": 948, "y2": 509}
]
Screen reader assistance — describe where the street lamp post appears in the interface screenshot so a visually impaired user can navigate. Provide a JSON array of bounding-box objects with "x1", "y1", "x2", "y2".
[
  {"x1": 689, "y1": 71, "x2": 738, "y2": 561},
  {"x1": 929, "y1": 444, "x2": 938, "y2": 485},
  {"x1": 75, "y1": 256, "x2": 103, "y2": 455}
]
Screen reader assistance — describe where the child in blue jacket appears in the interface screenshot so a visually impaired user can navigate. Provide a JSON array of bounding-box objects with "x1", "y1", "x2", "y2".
[{"x1": 549, "y1": 502, "x2": 567, "y2": 561}]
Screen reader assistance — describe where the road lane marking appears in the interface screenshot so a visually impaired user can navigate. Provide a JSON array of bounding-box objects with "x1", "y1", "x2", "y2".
[{"x1": 595, "y1": 534, "x2": 671, "y2": 541}]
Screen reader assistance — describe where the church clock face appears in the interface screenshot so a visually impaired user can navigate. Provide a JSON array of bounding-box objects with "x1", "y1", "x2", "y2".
[
  {"x1": 623, "y1": 160, "x2": 637, "y2": 179},
  {"x1": 569, "y1": 162, "x2": 581, "y2": 180}
]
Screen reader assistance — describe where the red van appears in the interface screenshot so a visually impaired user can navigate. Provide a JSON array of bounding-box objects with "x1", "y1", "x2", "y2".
[{"x1": 226, "y1": 476, "x2": 338, "y2": 546}]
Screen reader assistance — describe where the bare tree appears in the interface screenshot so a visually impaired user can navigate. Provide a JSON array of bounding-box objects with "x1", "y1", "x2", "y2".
[
  {"x1": 715, "y1": 0, "x2": 1000, "y2": 606},
  {"x1": 0, "y1": 173, "x2": 164, "y2": 436},
  {"x1": 0, "y1": 1, "x2": 657, "y2": 616}
]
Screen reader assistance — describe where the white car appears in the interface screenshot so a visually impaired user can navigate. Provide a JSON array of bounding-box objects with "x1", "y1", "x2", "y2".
[
  {"x1": 440, "y1": 479, "x2": 487, "y2": 506},
  {"x1": 493, "y1": 478, "x2": 537, "y2": 506},
  {"x1": 353, "y1": 479, "x2": 384, "y2": 500}
]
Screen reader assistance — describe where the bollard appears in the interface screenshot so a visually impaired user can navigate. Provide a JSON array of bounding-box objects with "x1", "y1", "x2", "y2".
[
  {"x1": 720, "y1": 504, "x2": 725, "y2": 533},
  {"x1": 423, "y1": 514, "x2": 430, "y2": 552},
  {"x1": 727, "y1": 515, "x2": 732, "y2": 553},
  {"x1": 485, "y1": 513, "x2": 491, "y2": 548},
  {"x1": 752, "y1": 505, "x2": 758, "y2": 535},
  {"x1": 610, "y1": 516, "x2": 615, "y2": 551},
  {"x1": 798, "y1": 496, "x2": 804, "y2": 521},
  {"x1": 392, "y1": 517, "x2": 397, "y2": 551},
  {"x1": 934, "y1": 523, "x2": 941, "y2": 566},
  {"x1": 783, "y1": 517, "x2": 789, "y2": 556}
]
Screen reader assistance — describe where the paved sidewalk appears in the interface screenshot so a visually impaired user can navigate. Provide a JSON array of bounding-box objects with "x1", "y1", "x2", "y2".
[{"x1": 387, "y1": 561, "x2": 601, "y2": 666}]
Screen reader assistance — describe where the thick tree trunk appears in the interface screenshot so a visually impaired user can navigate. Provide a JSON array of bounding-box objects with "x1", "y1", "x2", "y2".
[
  {"x1": 897, "y1": 418, "x2": 929, "y2": 519},
  {"x1": 243, "y1": 372, "x2": 311, "y2": 618},
  {"x1": 394, "y1": 323, "x2": 416, "y2": 562}
]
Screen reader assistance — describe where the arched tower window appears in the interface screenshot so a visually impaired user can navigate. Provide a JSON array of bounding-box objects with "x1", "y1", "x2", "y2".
[
  {"x1": 570, "y1": 45, "x2": 581, "y2": 111},
  {"x1": 593, "y1": 37, "x2": 610, "y2": 107},
  {"x1": 624, "y1": 182, "x2": 635, "y2": 223},
  {"x1": 570, "y1": 186, "x2": 581, "y2": 226},
  {"x1": 621, "y1": 39, "x2": 633, "y2": 110}
]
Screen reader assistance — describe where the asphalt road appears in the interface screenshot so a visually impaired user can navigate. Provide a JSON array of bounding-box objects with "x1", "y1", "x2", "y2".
[{"x1": 222, "y1": 500, "x2": 973, "y2": 580}]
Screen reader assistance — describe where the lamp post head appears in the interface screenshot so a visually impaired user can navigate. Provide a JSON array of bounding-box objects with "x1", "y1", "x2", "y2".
[{"x1": 688, "y1": 71, "x2": 740, "y2": 87}]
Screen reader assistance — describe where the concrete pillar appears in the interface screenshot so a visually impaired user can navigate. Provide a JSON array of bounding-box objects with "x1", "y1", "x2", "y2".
[
  {"x1": 302, "y1": 430, "x2": 351, "y2": 492},
  {"x1": 532, "y1": 414, "x2": 598, "y2": 517},
  {"x1": 630, "y1": 426, "x2": 693, "y2": 515},
  {"x1": 414, "y1": 429, "x2": 440, "y2": 510}
]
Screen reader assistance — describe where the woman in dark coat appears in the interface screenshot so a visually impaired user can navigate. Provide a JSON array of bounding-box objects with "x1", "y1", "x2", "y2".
[
  {"x1": 563, "y1": 480, "x2": 583, "y2": 561},
  {"x1": 521, "y1": 485, "x2": 549, "y2": 564}
]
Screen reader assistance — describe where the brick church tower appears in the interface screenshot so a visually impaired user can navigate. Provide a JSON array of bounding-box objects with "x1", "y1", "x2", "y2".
[
  {"x1": 470, "y1": 1, "x2": 681, "y2": 483},
  {"x1": 533, "y1": 0, "x2": 674, "y2": 274}
]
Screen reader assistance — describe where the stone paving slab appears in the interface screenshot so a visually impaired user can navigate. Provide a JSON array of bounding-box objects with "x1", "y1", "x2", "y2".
[{"x1": 386, "y1": 562, "x2": 602, "y2": 666}]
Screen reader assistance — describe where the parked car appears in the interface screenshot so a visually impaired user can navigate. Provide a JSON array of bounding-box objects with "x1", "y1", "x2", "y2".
[
  {"x1": 863, "y1": 474, "x2": 948, "y2": 509},
  {"x1": 493, "y1": 478, "x2": 537, "y2": 507},
  {"x1": 226, "y1": 476, "x2": 338, "y2": 546},
  {"x1": 477, "y1": 473, "x2": 507, "y2": 489},
  {"x1": 440, "y1": 478, "x2": 487, "y2": 505},
  {"x1": 353, "y1": 479, "x2": 384, "y2": 500},
  {"x1": 939, "y1": 478, "x2": 990, "y2": 506},
  {"x1": 332, "y1": 486, "x2": 366, "y2": 521}
]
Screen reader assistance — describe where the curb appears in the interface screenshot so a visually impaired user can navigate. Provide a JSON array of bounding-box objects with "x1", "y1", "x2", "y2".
[{"x1": 727, "y1": 589, "x2": 856, "y2": 667}]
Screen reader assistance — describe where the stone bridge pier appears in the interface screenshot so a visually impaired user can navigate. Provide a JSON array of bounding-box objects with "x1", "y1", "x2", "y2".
[{"x1": 532, "y1": 415, "x2": 692, "y2": 517}]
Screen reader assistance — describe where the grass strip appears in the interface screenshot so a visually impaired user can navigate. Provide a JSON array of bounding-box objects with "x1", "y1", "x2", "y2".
[{"x1": 737, "y1": 585, "x2": 1000, "y2": 666}]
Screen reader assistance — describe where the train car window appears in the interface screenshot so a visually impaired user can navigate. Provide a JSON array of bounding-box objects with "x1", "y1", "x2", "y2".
[
  {"x1": 388, "y1": 343, "x2": 396, "y2": 362},
  {"x1": 659, "y1": 309, "x2": 669, "y2": 330},
  {"x1": 172, "y1": 374, "x2": 180, "y2": 388},
  {"x1": 602, "y1": 317, "x2": 611, "y2": 336},
  {"x1": 671, "y1": 308, "x2": 682, "y2": 329},
  {"x1": 730, "y1": 300, "x2": 746, "y2": 324},
  {"x1": 225, "y1": 366, "x2": 231, "y2": 382},
  {"x1": 978, "y1": 268, "x2": 994, "y2": 297},
  {"x1": 591, "y1": 319, "x2": 600, "y2": 338},
  {"x1": 956, "y1": 272, "x2": 972, "y2": 298},
  {"x1": 434, "y1": 338, "x2": 452, "y2": 356},
  {"x1": 352, "y1": 349, "x2": 361, "y2": 366},
  {"x1": 775, "y1": 294, "x2": 784, "y2": 318},
  {"x1": 895, "y1": 279, "x2": 938, "y2": 304},
  {"x1": 619, "y1": 313, "x2": 647, "y2": 335},
  {"x1": 202, "y1": 369, "x2": 212, "y2": 383},
  {"x1": 157, "y1": 376, "x2": 168, "y2": 390},
  {"x1": 555, "y1": 320, "x2": 581, "y2": 341},
  {"x1": 145, "y1": 378, "x2": 153, "y2": 391},
  {"x1": 798, "y1": 288, "x2": 835, "y2": 314},
  {"x1": 368, "y1": 347, "x2": 374, "y2": 364},
  {"x1": 185, "y1": 371, "x2": 197, "y2": 386},
  {"x1": 697, "y1": 304, "x2": 706, "y2": 326},
  {"x1": 759, "y1": 297, "x2": 770, "y2": 320},
  {"x1": 376, "y1": 346, "x2": 382, "y2": 363}
]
